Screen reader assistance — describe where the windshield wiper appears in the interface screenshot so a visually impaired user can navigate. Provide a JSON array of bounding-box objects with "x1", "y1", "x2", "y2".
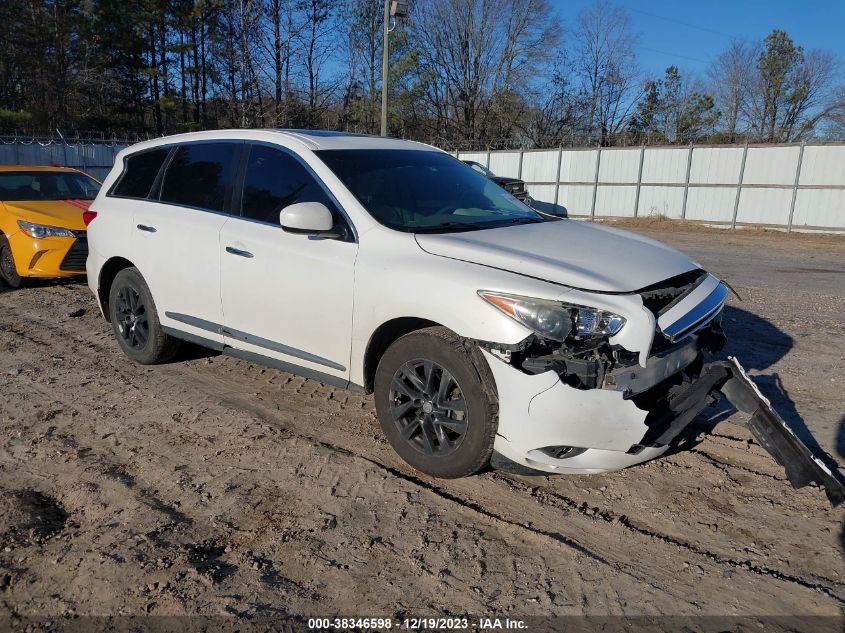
[
  {"x1": 412, "y1": 222, "x2": 486, "y2": 234},
  {"x1": 506, "y1": 217, "x2": 544, "y2": 225}
]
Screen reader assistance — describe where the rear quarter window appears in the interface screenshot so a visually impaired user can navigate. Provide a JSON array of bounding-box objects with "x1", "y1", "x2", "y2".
[
  {"x1": 159, "y1": 143, "x2": 239, "y2": 213},
  {"x1": 110, "y1": 148, "x2": 170, "y2": 199}
]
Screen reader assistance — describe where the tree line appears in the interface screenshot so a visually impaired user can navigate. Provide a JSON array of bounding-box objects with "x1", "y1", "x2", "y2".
[{"x1": 1, "y1": 0, "x2": 843, "y2": 149}]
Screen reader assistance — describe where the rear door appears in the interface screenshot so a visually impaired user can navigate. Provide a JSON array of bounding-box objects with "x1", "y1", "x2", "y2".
[
  {"x1": 132, "y1": 141, "x2": 242, "y2": 344},
  {"x1": 219, "y1": 143, "x2": 358, "y2": 382}
]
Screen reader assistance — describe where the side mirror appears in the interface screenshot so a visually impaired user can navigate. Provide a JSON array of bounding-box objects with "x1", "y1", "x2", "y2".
[{"x1": 280, "y1": 202, "x2": 334, "y2": 235}]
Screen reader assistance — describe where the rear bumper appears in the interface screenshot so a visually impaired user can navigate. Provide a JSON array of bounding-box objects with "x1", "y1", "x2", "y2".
[
  {"x1": 486, "y1": 349, "x2": 845, "y2": 506},
  {"x1": 85, "y1": 243, "x2": 106, "y2": 317}
]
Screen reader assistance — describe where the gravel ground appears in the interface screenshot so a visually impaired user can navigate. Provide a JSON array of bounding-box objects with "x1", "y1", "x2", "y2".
[{"x1": 0, "y1": 224, "x2": 843, "y2": 626}]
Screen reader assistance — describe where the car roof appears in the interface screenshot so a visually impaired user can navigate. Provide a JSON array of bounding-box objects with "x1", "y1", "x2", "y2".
[
  {"x1": 0, "y1": 165, "x2": 80, "y2": 173},
  {"x1": 118, "y1": 129, "x2": 443, "y2": 155}
]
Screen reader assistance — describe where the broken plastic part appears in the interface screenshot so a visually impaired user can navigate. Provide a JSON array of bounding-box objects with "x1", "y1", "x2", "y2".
[{"x1": 718, "y1": 357, "x2": 845, "y2": 507}]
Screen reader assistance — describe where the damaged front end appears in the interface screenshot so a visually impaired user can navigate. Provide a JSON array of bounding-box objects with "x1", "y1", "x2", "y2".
[{"x1": 479, "y1": 272, "x2": 845, "y2": 507}]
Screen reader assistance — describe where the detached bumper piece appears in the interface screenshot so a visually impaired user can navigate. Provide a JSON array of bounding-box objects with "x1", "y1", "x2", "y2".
[
  {"x1": 719, "y1": 358, "x2": 845, "y2": 506},
  {"x1": 649, "y1": 357, "x2": 845, "y2": 507}
]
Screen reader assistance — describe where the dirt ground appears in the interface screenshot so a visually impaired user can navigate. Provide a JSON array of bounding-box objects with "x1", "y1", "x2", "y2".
[{"x1": 0, "y1": 223, "x2": 844, "y2": 627}]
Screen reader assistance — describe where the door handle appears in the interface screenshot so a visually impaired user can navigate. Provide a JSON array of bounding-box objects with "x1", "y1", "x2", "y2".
[
  {"x1": 225, "y1": 246, "x2": 254, "y2": 258},
  {"x1": 136, "y1": 224, "x2": 157, "y2": 233}
]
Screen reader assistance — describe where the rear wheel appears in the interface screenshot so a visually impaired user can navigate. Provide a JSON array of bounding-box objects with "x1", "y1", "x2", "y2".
[
  {"x1": 108, "y1": 267, "x2": 180, "y2": 364},
  {"x1": 0, "y1": 234, "x2": 25, "y2": 289},
  {"x1": 374, "y1": 327, "x2": 498, "y2": 478}
]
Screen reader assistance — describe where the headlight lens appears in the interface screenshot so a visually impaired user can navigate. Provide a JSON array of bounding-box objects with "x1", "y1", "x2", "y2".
[
  {"x1": 478, "y1": 291, "x2": 625, "y2": 342},
  {"x1": 17, "y1": 220, "x2": 75, "y2": 239}
]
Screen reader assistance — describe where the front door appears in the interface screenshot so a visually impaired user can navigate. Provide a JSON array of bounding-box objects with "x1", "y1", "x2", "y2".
[{"x1": 219, "y1": 144, "x2": 358, "y2": 382}]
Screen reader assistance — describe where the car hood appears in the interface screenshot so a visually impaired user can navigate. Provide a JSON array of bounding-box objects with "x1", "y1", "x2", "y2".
[
  {"x1": 1, "y1": 199, "x2": 90, "y2": 232},
  {"x1": 414, "y1": 219, "x2": 700, "y2": 292}
]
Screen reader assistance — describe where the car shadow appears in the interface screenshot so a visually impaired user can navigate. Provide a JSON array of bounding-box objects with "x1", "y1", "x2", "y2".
[
  {"x1": 0, "y1": 275, "x2": 87, "y2": 293},
  {"x1": 170, "y1": 342, "x2": 221, "y2": 363},
  {"x1": 838, "y1": 414, "x2": 845, "y2": 555},
  {"x1": 668, "y1": 304, "x2": 845, "y2": 525}
]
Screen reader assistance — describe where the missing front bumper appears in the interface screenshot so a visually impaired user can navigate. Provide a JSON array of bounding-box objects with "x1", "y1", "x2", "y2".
[
  {"x1": 487, "y1": 348, "x2": 845, "y2": 506},
  {"x1": 633, "y1": 356, "x2": 845, "y2": 506}
]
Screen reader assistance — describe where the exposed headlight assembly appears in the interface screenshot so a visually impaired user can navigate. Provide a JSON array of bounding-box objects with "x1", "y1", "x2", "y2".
[
  {"x1": 478, "y1": 290, "x2": 625, "y2": 342},
  {"x1": 17, "y1": 220, "x2": 75, "y2": 239}
]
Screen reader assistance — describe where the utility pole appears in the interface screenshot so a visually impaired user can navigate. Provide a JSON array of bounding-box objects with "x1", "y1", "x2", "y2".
[
  {"x1": 380, "y1": 1, "x2": 409, "y2": 137},
  {"x1": 380, "y1": 0, "x2": 390, "y2": 137}
]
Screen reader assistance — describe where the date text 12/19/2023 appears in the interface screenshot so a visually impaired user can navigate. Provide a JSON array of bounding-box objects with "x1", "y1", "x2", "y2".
[{"x1": 307, "y1": 617, "x2": 528, "y2": 630}]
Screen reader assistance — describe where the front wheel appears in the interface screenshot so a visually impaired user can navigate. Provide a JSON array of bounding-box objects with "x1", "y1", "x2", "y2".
[
  {"x1": 374, "y1": 327, "x2": 498, "y2": 478},
  {"x1": 0, "y1": 234, "x2": 25, "y2": 289},
  {"x1": 108, "y1": 267, "x2": 180, "y2": 365}
]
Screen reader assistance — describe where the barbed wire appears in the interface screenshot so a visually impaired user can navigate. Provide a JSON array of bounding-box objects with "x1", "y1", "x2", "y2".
[
  {"x1": 0, "y1": 130, "x2": 151, "y2": 147},
  {"x1": 1, "y1": 128, "x2": 841, "y2": 153}
]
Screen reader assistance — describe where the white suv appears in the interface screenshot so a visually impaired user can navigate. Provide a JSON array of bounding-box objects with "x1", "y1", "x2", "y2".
[{"x1": 85, "y1": 130, "x2": 844, "y2": 498}]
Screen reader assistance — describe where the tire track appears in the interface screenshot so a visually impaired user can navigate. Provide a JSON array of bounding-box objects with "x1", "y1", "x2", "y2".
[
  {"x1": 2, "y1": 283, "x2": 844, "y2": 615},
  {"x1": 492, "y1": 474, "x2": 845, "y2": 604},
  {"x1": 180, "y1": 368, "x2": 845, "y2": 607}
]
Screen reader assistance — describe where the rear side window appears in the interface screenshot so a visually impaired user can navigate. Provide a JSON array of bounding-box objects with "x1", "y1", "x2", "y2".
[
  {"x1": 111, "y1": 148, "x2": 169, "y2": 199},
  {"x1": 241, "y1": 145, "x2": 337, "y2": 224},
  {"x1": 160, "y1": 143, "x2": 239, "y2": 212}
]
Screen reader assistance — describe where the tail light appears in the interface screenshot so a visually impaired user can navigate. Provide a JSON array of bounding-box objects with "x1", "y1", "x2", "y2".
[{"x1": 82, "y1": 210, "x2": 97, "y2": 226}]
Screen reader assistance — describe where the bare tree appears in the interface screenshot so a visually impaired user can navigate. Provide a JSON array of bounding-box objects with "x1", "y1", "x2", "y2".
[
  {"x1": 340, "y1": 0, "x2": 382, "y2": 133},
  {"x1": 708, "y1": 40, "x2": 757, "y2": 140},
  {"x1": 777, "y1": 49, "x2": 837, "y2": 140},
  {"x1": 411, "y1": 0, "x2": 558, "y2": 143},
  {"x1": 572, "y1": 0, "x2": 641, "y2": 145},
  {"x1": 745, "y1": 30, "x2": 837, "y2": 142},
  {"x1": 297, "y1": 0, "x2": 338, "y2": 127},
  {"x1": 823, "y1": 85, "x2": 845, "y2": 139}
]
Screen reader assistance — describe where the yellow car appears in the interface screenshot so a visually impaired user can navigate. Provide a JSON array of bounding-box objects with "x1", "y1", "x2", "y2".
[{"x1": 0, "y1": 165, "x2": 101, "y2": 288}]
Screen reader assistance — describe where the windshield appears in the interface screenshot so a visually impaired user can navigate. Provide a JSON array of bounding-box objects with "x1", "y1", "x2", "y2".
[
  {"x1": 0, "y1": 171, "x2": 101, "y2": 201},
  {"x1": 464, "y1": 160, "x2": 494, "y2": 177},
  {"x1": 316, "y1": 149, "x2": 542, "y2": 233}
]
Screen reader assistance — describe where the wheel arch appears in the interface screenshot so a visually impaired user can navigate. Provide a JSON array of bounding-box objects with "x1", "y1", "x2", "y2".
[
  {"x1": 362, "y1": 317, "x2": 441, "y2": 393},
  {"x1": 98, "y1": 256, "x2": 136, "y2": 321}
]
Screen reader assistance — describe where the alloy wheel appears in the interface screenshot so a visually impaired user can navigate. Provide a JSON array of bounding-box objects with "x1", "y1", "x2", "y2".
[
  {"x1": 389, "y1": 359, "x2": 468, "y2": 456},
  {"x1": 114, "y1": 285, "x2": 149, "y2": 350}
]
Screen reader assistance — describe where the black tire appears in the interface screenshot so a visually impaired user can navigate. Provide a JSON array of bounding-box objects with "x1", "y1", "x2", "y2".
[
  {"x1": 0, "y1": 234, "x2": 26, "y2": 289},
  {"x1": 374, "y1": 326, "x2": 498, "y2": 478},
  {"x1": 108, "y1": 267, "x2": 180, "y2": 365}
]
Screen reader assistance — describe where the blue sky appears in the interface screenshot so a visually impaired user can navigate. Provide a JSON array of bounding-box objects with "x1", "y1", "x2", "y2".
[{"x1": 556, "y1": 0, "x2": 845, "y2": 79}]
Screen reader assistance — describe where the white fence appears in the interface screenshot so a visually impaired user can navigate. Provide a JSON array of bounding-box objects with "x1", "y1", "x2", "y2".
[
  {"x1": 456, "y1": 143, "x2": 845, "y2": 232},
  {"x1": 3, "y1": 138, "x2": 844, "y2": 231}
]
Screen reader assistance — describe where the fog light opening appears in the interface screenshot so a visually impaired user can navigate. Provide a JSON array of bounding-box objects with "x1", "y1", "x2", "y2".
[
  {"x1": 29, "y1": 250, "x2": 46, "y2": 270},
  {"x1": 538, "y1": 446, "x2": 588, "y2": 460}
]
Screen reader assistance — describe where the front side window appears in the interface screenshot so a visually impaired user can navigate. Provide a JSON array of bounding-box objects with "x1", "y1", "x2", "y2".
[
  {"x1": 0, "y1": 170, "x2": 101, "y2": 201},
  {"x1": 160, "y1": 143, "x2": 239, "y2": 212},
  {"x1": 316, "y1": 150, "x2": 542, "y2": 233},
  {"x1": 111, "y1": 148, "x2": 169, "y2": 199},
  {"x1": 241, "y1": 144, "x2": 341, "y2": 227}
]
